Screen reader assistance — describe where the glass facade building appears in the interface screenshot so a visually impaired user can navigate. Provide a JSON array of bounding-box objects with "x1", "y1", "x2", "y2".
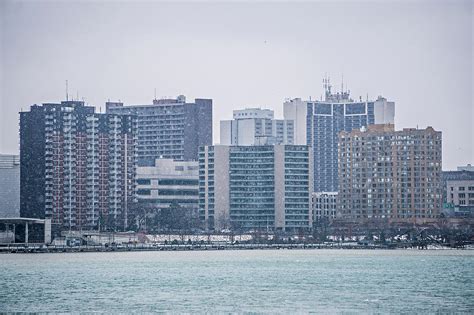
[
  {"x1": 284, "y1": 83, "x2": 394, "y2": 192},
  {"x1": 199, "y1": 145, "x2": 313, "y2": 232}
]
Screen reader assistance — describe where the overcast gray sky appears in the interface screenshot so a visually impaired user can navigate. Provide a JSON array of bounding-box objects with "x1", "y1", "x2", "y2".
[{"x1": 0, "y1": 0, "x2": 472, "y2": 170}]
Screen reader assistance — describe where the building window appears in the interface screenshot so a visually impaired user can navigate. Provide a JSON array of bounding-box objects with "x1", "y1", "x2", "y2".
[
  {"x1": 137, "y1": 179, "x2": 151, "y2": 185},
  {"x1": 158, "y1": 179, "x2": 198, "y2": 186},
  {"x1": 137, "y1": 189, "x2": 151, "y2": 195}
]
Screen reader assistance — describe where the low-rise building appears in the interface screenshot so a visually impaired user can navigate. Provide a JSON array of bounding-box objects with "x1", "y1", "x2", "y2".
[
  {"x1": 442, "y1": 166, "x2": 474, "y2": 217},
  {"x1": 136, "y1": 159, "x2": 199, "y2": 211},
  {"x1": 0, "y1": 154, "x2": 20, "y2": 218},
  {"x1": 456, "y1": 164, "x2": 474, "y2": 172},
  {"x1": 313, "y1": 192, "x2": 337, "y2": 223}
]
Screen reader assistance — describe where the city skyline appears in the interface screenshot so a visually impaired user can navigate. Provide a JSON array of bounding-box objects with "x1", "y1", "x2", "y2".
[
  {"x1": 1, "y1": 2, "x2": 472, "y2": 313},
  {"x1": 1, "y1": 1, "x2": 472, "y2": 171}
]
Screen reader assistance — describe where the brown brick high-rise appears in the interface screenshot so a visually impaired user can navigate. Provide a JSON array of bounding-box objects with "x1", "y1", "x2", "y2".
[{"x1": 337, "y1": 124, "x2": 442, "y2": 223}]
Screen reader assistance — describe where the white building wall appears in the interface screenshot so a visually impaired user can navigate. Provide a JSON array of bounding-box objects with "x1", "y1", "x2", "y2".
[
  {"x1": 221, "y1": 108, "x2": 295, "y2": 146},
  {"x1": 233, "y1": 108, "x2": 274, "y2": 119},
  {"x1": 220, "y1": 120, "x2": 232, "y2": 145},
  {"x1": 284, "y1": 98, "x2": 308, "y2": 145},
  {"x1": 237, "y1": 119, "x2": 256, "y2": 145},
  {"x1": 213, "y1": 146, "x2": 230, "y2": 230},
  {"x1": 373, "y1": 96, "x2": 395, "y2": 125},
  {"x1": 136, "y1": 159, "x2": 199, "y2": 207},
  {"x1": 274, "y1": 146, "x2": 285, "y2": 229},
  {"x1": 446, "y1": 180, "x2": 474, "y2": 206}
]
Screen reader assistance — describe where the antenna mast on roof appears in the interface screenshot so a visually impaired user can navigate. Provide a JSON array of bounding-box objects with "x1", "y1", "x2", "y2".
[
  {"x1": 66, "y1": 80, "x2": 69, "y2": 101},
  {"x1": 154, "y1": 88, "x2": 157, "y2": 100},
  {"x1": 323, "y1": 74, "x2": 332, "y2": 101},
  {"x1": 341, "y1": 74, "x2": 344, "y2": 94}
]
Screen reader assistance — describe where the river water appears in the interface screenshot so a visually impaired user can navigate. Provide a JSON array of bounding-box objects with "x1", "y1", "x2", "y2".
[{"x1": 1, "y1": 249, "x2": 473, "y2": 313}]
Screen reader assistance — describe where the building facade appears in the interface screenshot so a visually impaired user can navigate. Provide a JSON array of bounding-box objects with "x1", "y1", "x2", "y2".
[
  {"x1": 456, "y1": 164, "x2": 474, "y2": 172},
  {"x1": 284, "y1": 80, "x2": 395, "y2": 192},
  {"x1": 20, "y1": 101, "x2": 137, "y2": 231},
  {"x1": 337, "y1": 124, "x2": 442, "y2": 222},
  {"x1": 313, "y1": 192, "x2": 338, "y2": 223},
  {"x1": 106, "y1": 95, "x2": 212, "y2": 165},
  {"x1": 136, "y1": 159, "x2": 199, "y2": 211},
  {"x1": 0, "y1": 154, "x2": 20, "y2": 218},
  {"x1": 442, "y1": 167, "x2": 474, "y2": 217},
  {"x1": 199, "y1": 145, "x2": 313, "y2": 232},
  {"x1": 220, "y1": 108, "x2": 294, "y2": 145}
]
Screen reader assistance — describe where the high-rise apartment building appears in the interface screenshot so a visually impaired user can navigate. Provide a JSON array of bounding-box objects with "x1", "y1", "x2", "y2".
[
  {"x1": 199, "y1": 145, "x2": 313, "y2": 232},
  {"x1": 220, "y1": 108, "x2": 294, "y2": 145},
  {"x1": 284, "y1": 80, "x2": 395, "y2": 192},
  {"x1": 337, "y1": 124, "x2": 442, "y2": 222},
  {"x1": 106, "y1": 95, "x2": 212, "y2": 165},
  {"x1": 0, "y1": 154, "x2": 20, "y2": 218},
  {"x1": 20, "y1": 101, "x2": 137, "y2": 231}
]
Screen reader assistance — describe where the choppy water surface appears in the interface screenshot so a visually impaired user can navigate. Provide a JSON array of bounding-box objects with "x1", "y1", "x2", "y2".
[{"x1": 1, "y1": 249, "x2": 473, "y2": 313}]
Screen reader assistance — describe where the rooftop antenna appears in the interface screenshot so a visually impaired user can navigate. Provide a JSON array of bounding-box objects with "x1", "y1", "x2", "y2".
[
  {"x1": 66, "y1": 80, "x2": 69, "y2": 101},
  {"x1": 341, "y1": 73, "x2": 344, "y2": 94},
  {"x1": 154, "y1": 88, "x2": 157, "y2": 100},
  {"x1": 76, "y1": 91, "x2": 79, "y2": 101}
]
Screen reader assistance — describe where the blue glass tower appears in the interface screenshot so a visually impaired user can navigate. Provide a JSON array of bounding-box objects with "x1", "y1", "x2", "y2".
[{"x1": 284, "y1": 78, "x2": 394, "y2": 193}]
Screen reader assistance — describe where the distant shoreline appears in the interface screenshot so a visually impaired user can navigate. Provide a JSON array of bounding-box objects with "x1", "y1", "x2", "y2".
[{"x1": 1, "y1": 243, "x2": 472, "y2": 254}]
